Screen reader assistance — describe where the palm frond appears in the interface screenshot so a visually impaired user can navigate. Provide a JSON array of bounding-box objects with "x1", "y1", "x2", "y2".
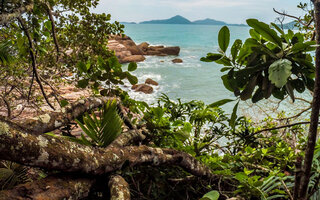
[
  {"x1": 0, "y1": 41, "x2": 14, "y2": 65},
  {"x1": 74, "y1": 99, "x2": 123, "y2": 147}
]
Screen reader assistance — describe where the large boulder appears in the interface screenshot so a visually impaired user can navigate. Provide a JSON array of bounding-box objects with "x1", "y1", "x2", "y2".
[
  {"x1": 121, "y1": 55, "x2": 145, "y2": 63},
  {"x1": 109, "y1": 35, "x2": 144, "y2": 55},
  {"x1": 121, "y1": 40, "x2": 144, "y2": 55},
  {"x1": 131, "y1": 84, "x2": 153, "y2": 94},
  {"x1": 145, "y1": 78, "x2": 159, "y2": 86}
]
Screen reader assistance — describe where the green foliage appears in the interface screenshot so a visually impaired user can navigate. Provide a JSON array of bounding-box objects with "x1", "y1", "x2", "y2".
[
  {"x1": 200, "y1": 190, "x2": 219, "y2": 200},
  {"x1": 76, "y1": 55, "x2": 138, "y2": 96},
  {"x1": 268, "y1": 59, "x2": 292, "y2": 88},
  {"x1": 144, "y1": 94, "x2": 229, "y2": 155},
  {"x1": 71, "y1": 99, "x2": 123, "y2": 147},
  {"x1": 0, "y1": 161, "x2": 29, "y2": 190},
  {"x1": 218, "y1": 26, "x2": 230, "y2": 52},
  {"x1": 201, "y1": 19, "x2": 316, "y2": 103}
]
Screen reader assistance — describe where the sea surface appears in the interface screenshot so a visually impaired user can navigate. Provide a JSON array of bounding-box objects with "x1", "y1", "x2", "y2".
[
  {"x1": 122, "y1": 24, "x2": 311, "y2": 119},
  {"x1": 123, "y1": 24, "x2": 250, "y2": 106}
]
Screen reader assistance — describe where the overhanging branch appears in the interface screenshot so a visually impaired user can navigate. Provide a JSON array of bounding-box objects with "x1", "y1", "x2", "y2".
[
  {"x1": 0, "y1": 124, "x2": 216, "y2": 179},
  {"x1": 0, "y1": 2, "x2": 34, "y2": 25}
]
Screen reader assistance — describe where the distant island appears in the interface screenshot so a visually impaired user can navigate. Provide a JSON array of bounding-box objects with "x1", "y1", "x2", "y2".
[
  {"x1": 122, "y1": 15, "x2": 295, "y2": 28},
  {"x1": 139, "y1": 15, "x2": 246, "y2": 26},
  {"x1": 120, "y1": 22, "x2": 137, "y2": 24}
]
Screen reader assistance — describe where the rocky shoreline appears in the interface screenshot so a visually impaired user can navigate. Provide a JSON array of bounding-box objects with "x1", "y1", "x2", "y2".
[
  {"x1": 108, "y1": 35, "x2": 180, "y2": 63},
  {"x1": 108, "y1": 35, "x2": 181, "y2": 94}
]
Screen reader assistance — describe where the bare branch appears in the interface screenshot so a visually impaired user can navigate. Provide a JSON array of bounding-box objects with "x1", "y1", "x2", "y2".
[
  {"x1": 273, "y1": 8, "x2": 311, "y2": 27},
  {"x1": 0, "y1": 174, "x2": 95, "y2": 200},
  {"x1": 18, "y1": 16, "x2": 55, "y2": 110},
  {"x1": 45, "y1": 3, "x2": 60, "y2": 61},
  {"x1": 253, "y1": 121, "x2": 310, "y2": 135}
]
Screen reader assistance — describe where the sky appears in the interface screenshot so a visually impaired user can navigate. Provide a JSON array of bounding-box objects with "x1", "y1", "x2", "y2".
[{"x1": 93, "y1": 0, "x2": 311, "y2": 24}]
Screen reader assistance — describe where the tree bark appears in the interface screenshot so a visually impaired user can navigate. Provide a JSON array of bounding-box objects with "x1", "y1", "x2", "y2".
[
  {"x1": 297, "y1": 1, "x2": 320, "y2": 199},
  {"x1": 1, "y1": 97, "x2": 114, "y2": 135},
  {"x1": 0, "y1": 123, "x2": 216, "y2": 179},
  {"x1": 0, "y1": 174, "x2": 95, "y2": 200},
  {"x1": 108, "y1": 175, "x2": 131, "y2": 200}
]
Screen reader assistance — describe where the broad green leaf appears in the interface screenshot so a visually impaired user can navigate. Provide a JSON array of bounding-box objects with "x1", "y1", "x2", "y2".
[
  {"x1": 77, "y1": 79, "x2": 89, "y2": 88},
  {"x1": 249, "y1": 29, "x2": 261, "y2": 40},
  {"x1": 285, "y1": 82, "x2": 295, "y2": 102},
  {"x1": 209, "y1": 99, "x2": 235, "y2": 108},
  {"x1": 218, "y1": 26, "x2": 230, "y2": 52},
  {"x1": 215, "y1": 56, "x2": 232, "y2": 66},
  {"x1": 221, "y1": 75, "x2": 234, "y2": 92},
  {"x1": 240, "y1": 75, "x2": 258, "y2": 101},
  {"x1": 268, "y1": 59, "x2": 292, "y2": 88},
  {"x1": 235, "y1": 172, "x2": 248, "y2": 182},
  {"x1": 252, "y1": 88, "x2": 264, "y2": 103},
  {"x1": 246, "y1": 19, "x2": 282, "y2": 47},
  {"x1": 231, "y1": 39, "x2": 242, "y2": 62},
  {"x1": 270, "y1": 23, "x2": 284, "y2": 36},
  {"x1": 126, "y1": 73, "x2": 138, "y2": 85},
  {"x1": 60, "y1": 99, "x2": 69, "y2": 107},
  {"x1": 291, "y1": 79, "x2": 305, "y2": 93},
  {"x1": 175, "y1": 122, "x2": 192, "y2": 142},
  {"x1": 128, "y1": 62, "x2": 137, "y2": 71},
  {"x1": 291, "y1": 41, "x2": 317, "y2": 53},
  {"x1": 230, "y1": 101, "x2": 239, "y2": 129},
  {"x1": 77, "y1": 61, "x2": 87, "y2": 73},
  {"x1": 200, "y1": 190, "x2": 219, "y2": 200},
  {"x1": 44, "y1": 21, "x2": 52, "y2": 31},
  {"x1": 201, "y1": 53, "x2": 223, "y2": 62},
  {"x1": 220, "y1": 67, "x2": 232, "y2": 72},
  {"x1": 108, "y1": 56, "x2": 121, "y2": 69}
]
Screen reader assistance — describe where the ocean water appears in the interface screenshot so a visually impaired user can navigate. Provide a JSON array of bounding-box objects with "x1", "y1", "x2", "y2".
[{"x1": 123, "y1": 24, "x2": 250, "y2": 106}]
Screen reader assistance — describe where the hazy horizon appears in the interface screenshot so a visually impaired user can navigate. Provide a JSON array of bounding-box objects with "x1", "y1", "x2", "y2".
[{"x1": 94, "y1": 0, "x2": 310, "y2": 24}]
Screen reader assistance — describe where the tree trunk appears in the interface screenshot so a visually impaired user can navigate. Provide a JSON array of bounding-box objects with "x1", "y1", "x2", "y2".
[
  {"x1": 297, "y1": 1, "x2": 320, "y2": 199},
  {"x1": 0, "y1": 175, "x2": 95, "y2": 200},
  {"x1": 0, "y1": 97, "x2": 114, "y2": 135},
  {"x1": 108, "y1": 175, "x2": 131, "y2": 200},
  {"x1": 0, "y1": 123, "x2": 216, "y2": 179}
]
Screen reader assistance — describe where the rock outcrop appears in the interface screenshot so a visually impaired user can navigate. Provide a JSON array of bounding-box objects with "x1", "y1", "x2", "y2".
[
  {"x1": 108, "y1": 35, "x2": 180, "y2": 63},
  {"x1": 172, "y1": 58, "x2": 183, "y2": 63},
  {"x1": 131, "y1": 84, "x2": 154, "y2": 94},
  {"x1": 145, "y1": 78, "x2": 159, "y2": 86}
]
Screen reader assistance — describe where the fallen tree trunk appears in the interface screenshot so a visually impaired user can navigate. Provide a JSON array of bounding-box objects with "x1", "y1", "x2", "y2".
[
  {"x1": 108, "y1": 175, "x2": 131, "y2": 200},
  {"x1": 0, "y1": 174, "x2": 95, "y2": 200},
  {"x1": 0, "y1": 122, "x2": 215, "y2": 179},
  {"x1": 0, "y1": 97, "x2": 115, "y2": 135}
]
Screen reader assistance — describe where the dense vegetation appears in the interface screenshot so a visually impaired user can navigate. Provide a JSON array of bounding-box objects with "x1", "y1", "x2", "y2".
[{"x1": 0, "y1": 0, "x2": 320, "y2": 200}]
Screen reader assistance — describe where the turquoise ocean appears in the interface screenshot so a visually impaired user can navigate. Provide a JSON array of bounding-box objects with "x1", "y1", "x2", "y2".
[{"x1": 123, "y1": 24, "x2": 250, "y2": 106}]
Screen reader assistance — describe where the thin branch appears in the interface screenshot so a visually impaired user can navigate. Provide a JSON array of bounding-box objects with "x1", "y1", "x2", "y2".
[
  {"x1": 18, "y1": 16, "x2": 55, "y2": 110},
  {"x1": 45, "y1": 2, "x2": 60, "y2": 61},
  {"x1": 253, "y1": 121, "x2": 311, "y2": 135},
  {"x1": 282, "y1": 106, "x2": 312, "y2": 120},
  {"x1": 27, "y1": 70, "x2": 35, "y2": 103},
  {"x1": 273, "y1": 8, "x2": 310, "y2": 27}
]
